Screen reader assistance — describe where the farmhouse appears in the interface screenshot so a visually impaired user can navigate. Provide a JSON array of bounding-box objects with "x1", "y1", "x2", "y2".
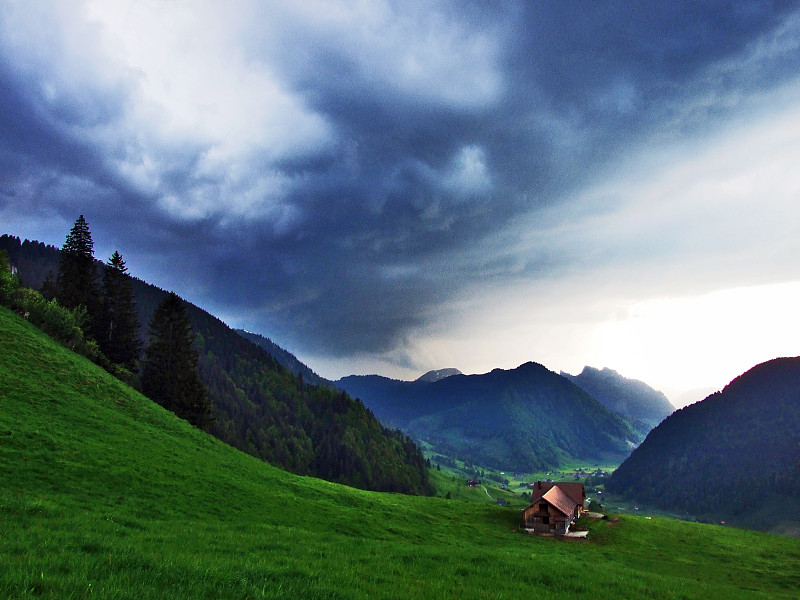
[{"x1": 521, "y1": 481, "x2": 585, "y2": 534}]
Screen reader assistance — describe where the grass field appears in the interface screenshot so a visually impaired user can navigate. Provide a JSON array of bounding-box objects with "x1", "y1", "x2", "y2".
[{"x1": 2, "y1": 306, "x2": 800, "y2": 599}]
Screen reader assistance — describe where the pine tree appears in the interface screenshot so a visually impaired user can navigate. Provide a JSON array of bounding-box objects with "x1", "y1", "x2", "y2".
[
  {"x1": 97, "y1": 251, "x2": 141, "y2": 370},
  {"x1": 141, "y1": 292, "x2": 213, "y2": 429},
  {"x1": 57, "y1": 215, "x2": 100, "y2": 334}
]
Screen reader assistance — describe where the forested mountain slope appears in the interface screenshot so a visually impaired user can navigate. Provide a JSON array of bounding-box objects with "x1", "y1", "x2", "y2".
[
  {"x1": 339, "y1": 362, "x2": 644, "y2": 472},
  {"x1": 1, "y1": 233, "x2": 432, "y2": 494},
  {"x1": 607, "y1": 357, "x2": 800, "y2": 535},
  {"x1": 235, "y1": 328, "x2": 333, "y2": 388}
]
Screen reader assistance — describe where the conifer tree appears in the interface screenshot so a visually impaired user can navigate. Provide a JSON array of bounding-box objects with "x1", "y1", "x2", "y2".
[
  {"x1": 98, "y1": 250, "x2": 141, "y2": 370},
  {"x1": 141, "y1": 292, "x2": 213, "y2": 429},
  {"x1": 57, "y1": 215, "x2": 100, "y2": 334}
]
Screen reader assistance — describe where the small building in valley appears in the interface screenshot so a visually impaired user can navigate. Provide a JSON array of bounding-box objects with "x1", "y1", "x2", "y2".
[{"x1": 521, "y1": 481, "x2": 585, "y2": 534}]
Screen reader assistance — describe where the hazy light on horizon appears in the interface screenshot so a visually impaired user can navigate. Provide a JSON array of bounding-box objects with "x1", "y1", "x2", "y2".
[{"x1": 591, "y1": 281, "x2": 800, "y2": 399}]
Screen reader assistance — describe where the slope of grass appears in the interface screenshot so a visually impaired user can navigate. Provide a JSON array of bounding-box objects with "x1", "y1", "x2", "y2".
[{"x1": 2, "y1": 306, "x2": 800, "y2": 599}]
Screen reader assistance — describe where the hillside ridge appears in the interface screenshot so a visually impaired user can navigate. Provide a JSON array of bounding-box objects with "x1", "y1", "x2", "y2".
[
  {"x1": 1, "y1": 232, "x2": 432, "y2": 494},
  {"x1": 607, "y1": 356, "x2": 800, "y2": 536}
]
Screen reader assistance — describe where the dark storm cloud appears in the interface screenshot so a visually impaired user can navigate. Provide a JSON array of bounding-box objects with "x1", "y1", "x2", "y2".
[{"x1": 2, "y1": 1, "x2": 800, "y2": 366}]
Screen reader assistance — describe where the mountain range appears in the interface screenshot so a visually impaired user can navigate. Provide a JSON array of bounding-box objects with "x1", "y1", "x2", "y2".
[
  {"x1": 607, "y1": 357, "x2": 800, "y2": 535},
  {"x1": 5, "y1": 300, "x2": 799, "y2": 595},
  {"x1": 337, "y1": 362, "x2": 648, "y2": 472}
]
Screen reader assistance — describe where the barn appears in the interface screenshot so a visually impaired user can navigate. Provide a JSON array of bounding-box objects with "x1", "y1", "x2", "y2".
[{"x1": 521, "y1": 481, "x2": 585, "y2": 534}]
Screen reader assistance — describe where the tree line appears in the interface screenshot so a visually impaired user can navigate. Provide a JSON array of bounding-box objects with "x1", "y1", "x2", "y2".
[{"x1": 0, "y1": 218, "x2": 220, "y2": 432}]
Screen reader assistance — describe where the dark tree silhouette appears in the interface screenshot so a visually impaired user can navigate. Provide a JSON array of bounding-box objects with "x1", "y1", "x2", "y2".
[
  {"x1": 97, "y1": 251, "x2": 141, "y2": 370},
  {"x1": 141, "y1": 292, "x2": 213, "y2": 429},
  {"x1": 57, "y1": 215, "x2": 100, "y2": 334},
  {"x1": 40, "y1": 270, "x2": 58, "y2": 301}
]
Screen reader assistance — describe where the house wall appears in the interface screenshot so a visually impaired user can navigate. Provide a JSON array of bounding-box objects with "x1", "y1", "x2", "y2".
[{"x1": 522, "y1": 503, "x2": 576, "y2": 534}]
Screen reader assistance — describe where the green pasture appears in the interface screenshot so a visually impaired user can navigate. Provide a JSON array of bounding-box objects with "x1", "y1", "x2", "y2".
[{"x1": 2, "y1": 306, "x2": 799, "y2": 599}]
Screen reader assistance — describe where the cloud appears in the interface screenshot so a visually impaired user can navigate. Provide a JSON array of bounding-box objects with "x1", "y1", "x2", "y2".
[{"x1": 2, "y1": 1, "x2": 800, "y2": 385}]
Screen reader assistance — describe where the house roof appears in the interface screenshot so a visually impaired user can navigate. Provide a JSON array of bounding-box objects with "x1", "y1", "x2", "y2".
[
  {"x1": 539, "y1": 485, "x2": 578, "y2": 517},
  {"x1": 530, "y1": 481, "x2": 584, "y2": 506}
]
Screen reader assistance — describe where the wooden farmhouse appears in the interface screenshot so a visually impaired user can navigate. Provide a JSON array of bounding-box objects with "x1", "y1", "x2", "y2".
[{"x1": 522, "y1": 481, "x2": 585, "y2": 534}]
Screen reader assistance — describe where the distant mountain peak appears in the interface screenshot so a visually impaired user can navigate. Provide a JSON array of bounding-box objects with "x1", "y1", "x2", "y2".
[
  {"x1": 416, "y1": 368, "x2": 462, "y2": 383},
  {"x1": 562, "y1": 366, "x2": 674, "y2": 427}
]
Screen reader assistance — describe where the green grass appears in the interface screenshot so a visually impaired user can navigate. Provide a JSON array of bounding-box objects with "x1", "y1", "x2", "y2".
[{"x1": 2, "y1": 305, "x2": 800, "y2": 599}]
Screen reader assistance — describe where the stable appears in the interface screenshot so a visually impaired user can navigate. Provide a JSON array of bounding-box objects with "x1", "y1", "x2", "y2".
[{"x1": 522, "y1": 481, "x2": 585, "y2": 534}]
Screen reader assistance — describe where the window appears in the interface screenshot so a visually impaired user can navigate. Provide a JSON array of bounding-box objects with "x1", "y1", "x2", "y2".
[
  {"x1": 542, "y1": 516, "x2": 550, "y2": 525},
  {"x1": 539, "y1": 503, "x2": 548, "y2": 512}
]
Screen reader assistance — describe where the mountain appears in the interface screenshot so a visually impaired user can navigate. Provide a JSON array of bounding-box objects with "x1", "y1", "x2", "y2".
[
  {"x1": 338, "y1": 362, "x2": 644, "y2": 472},
  {"x1": 606, "y1": 357, "x2": 800, "y2": 535},
  {"x1": 235, "y1": 328, "x2": 333, "y2": 388},
  {"x1": 416, "y1": 368, "x2": 462, "y2": 383},
  {"x1": 561, "y1": 366, "x2": 674, "y2": 427},
  {"x1": 2, "y1": 233, "x2": 432, "y2": 495}
]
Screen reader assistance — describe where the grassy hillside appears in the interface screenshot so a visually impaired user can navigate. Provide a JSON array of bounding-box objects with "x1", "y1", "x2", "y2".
[
  {"x1": 1, "y1": 234, "x2": 432, "y2": 494},
  {"x1": 2, "y1": 306, "x2": 800, "y2": 599}
]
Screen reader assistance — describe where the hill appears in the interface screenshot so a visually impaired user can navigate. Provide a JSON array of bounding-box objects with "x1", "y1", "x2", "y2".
[
  {"x1": 1, "y1": 233, "x2": 431, "y2": 494},
  {"x1": 2, "y1": 305, "x2": 800, "y2": 599},
  {"x1": 606, "y1": 357, "x2": 800, "y2": 535},
  {"x1": 562, "y1": 366, "x2": 674, "y2": 427},
  {"x1": 339, "y1": 362, "x2": 644, "y2": 472}
]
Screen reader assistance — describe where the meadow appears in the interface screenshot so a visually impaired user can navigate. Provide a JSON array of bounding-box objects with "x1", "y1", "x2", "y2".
[{"x1": 2, "y1": 305, "x2": 799, "y2": 599}]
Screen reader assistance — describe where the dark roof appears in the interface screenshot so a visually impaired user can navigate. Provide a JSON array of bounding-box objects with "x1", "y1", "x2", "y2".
[{"x1": 530, "y1": 481, "x2": 584, "y2": 506}]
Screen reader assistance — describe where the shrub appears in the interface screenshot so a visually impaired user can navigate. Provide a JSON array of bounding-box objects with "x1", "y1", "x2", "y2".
[
  {"x1": 41, "y1": 298, "x2": 79, "y2": 341},
  {"x1": 10, "y1": 287, "x2": 47, "y2": 322},
  {"x1": 8, "y1": 287, "x2": 96, "y2": 359},
  {"x1": 0, "y1": 269, "x2": 18, "y2": 306},
  {"x1": 1, "y1": 252, "x2": 135, "y2": 382}
]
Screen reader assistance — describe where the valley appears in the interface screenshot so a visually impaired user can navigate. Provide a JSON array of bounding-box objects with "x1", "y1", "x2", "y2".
[{"x1": 2, "y1": 305, "x2": 800, "y2": 599}]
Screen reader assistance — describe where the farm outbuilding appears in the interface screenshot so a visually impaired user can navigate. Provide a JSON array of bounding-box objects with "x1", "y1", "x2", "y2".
[{"x1": 521, "y1": 481, "x2": 585, "y2": 534}]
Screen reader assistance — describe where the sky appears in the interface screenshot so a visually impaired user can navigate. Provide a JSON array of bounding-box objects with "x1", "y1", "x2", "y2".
[{"x1": 2, "y1": 1, "x2": 800, "y2": 407}]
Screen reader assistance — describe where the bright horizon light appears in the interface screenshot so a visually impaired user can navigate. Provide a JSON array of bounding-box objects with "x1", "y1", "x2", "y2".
[{"x1": 588, "y1": 281, "x2": 800, "y2": 400}]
